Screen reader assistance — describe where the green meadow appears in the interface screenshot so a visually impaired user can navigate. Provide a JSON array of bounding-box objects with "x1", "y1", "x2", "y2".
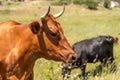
[{"x1": 0, "y1": 2, "x2": 120, "y2": 80}]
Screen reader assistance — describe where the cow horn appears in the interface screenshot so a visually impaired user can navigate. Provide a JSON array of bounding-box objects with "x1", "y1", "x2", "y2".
[
  {"x1": 41, "y1": 6, "x2": 50, "y2": 18},
  {"x1": 54, "y1": 5, "x2": 65, "y2": 18}
]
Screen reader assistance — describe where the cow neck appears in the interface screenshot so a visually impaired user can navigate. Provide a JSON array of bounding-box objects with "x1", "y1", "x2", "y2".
[{"x1": 36, "y1": 19, "x2": 47, "y2": 54}]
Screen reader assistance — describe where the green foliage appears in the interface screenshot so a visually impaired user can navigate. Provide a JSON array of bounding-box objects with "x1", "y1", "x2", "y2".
[
  {"x1": 73, "y1": 0, "x2": 85, "y2": 5},
  {"x1": 117, "y1": 0, "x2": 120, "y2": 3},
  {"x1": 52, "y1": 0, "x2": 71, "y2": 5},
  {"x1": 52, "y1": 0, "x2": 99, "y2": 10},
  {"x1": 85, "y1": 0, "x2": 99, "y2": 10},
  {"x1": 104, "y1": 0, "x2": 111, "y2": 9},
  {"x1": 0, "y1": 1, "x2": 2, "y2": 5}
]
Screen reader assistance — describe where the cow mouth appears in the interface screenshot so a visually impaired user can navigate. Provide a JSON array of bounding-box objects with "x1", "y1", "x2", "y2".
[
  {"x1": 55, "y1": 52, "x2": 75, "y2": 63},
  {"x1": 47, "y1": 50, "x2": 73, "y2": 63}
]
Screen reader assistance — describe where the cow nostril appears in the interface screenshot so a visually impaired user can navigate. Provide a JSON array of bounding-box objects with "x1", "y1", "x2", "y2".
[{"x1": 72, "y1": 55, "x2": 76, "y2": 61}]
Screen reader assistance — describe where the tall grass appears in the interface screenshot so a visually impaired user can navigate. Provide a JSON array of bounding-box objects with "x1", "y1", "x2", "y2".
[{"x1": 0, "y1": 3, "x2": 120, "y2": 80}]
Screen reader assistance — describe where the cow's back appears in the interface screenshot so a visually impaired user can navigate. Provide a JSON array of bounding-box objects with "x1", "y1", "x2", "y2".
[
  {"x1": 0, "y1": 20, "x2": 33, "y2": 62},
  {"x1": 72, "y1": 37, "x2": 104, "y2": 62},
  {"x1": 72, "y1": 38, "x2": 99, "y2": 54}
]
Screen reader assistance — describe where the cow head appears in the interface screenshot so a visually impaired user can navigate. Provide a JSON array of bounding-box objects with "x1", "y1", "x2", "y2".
[
  {"x1": 98, "y1": 35, "x2": 114, "y2": 44},
  {"x1": 30, "y1": 6, "x2": 76, "y2": 63},
  {"x1": 100, "y1": 35, "x2": 114, "y2": 43}
]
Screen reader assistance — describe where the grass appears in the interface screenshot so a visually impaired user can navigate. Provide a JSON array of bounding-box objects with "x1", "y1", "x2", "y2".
[{"x1": 0, "y1": 2, "x2": 120, "y2": 80}]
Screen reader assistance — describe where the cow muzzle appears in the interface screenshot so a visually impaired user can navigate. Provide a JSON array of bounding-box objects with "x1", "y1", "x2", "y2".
[
  {"x1": 71, "y1": 54, "x2": 77, "y2": 63},
  {"x1": 65, "y1": 54, "x2": 77, "y2": 63}
]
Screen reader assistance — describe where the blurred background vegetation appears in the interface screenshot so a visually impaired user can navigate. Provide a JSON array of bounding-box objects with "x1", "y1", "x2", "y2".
[
  {"x1": 0, "y1": 0, "x2": 117, "y2": 10},
  {"x1": 0, "y1": 0, "x2": 120, "y2": 80}
]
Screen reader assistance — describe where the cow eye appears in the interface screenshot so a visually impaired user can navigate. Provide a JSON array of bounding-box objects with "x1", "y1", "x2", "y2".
[
  {"x1": 51, "y1": 33, "x2": 60, "y2": 40},
  {"x1": 51, "y1": 33, "x2": 57, "y2": 37}
]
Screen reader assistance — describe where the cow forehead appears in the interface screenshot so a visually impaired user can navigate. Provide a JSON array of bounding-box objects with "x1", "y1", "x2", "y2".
[
  {"x1": 45, "y1": 14, "x2": 60, "y2": 33},
  {"x1": 47, "y1": 20, "x2": 58, "y2": 30}
]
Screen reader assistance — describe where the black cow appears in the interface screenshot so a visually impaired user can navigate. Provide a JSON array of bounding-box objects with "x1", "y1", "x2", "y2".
[{"x1": 62, "y1": 35, "x2": 115, "y2": 80}]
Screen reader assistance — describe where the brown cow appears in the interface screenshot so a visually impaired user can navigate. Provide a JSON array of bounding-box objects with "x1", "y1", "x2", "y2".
[{"x1": 0, "y1": 6, "x2": 75, "y2": 80}]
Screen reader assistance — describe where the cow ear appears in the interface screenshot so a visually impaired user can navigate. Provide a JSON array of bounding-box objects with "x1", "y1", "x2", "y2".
[
  {"x1": 30, "y1": 21, "x2": 40, "y2": 34},
  {"x1": 97, "y1": 37, "x2": 103, "y2": 44}
]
